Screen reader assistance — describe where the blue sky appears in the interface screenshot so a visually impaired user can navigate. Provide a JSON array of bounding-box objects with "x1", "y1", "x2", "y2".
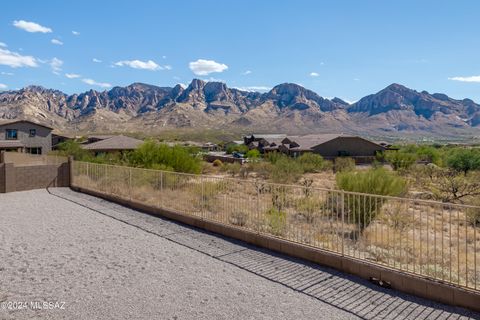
[{"x1": 0, "y1": 0, "x2": 479, "y2": 102}]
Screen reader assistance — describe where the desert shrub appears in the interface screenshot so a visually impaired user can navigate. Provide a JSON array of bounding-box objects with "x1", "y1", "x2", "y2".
[
  {"x1": 56, "y1": 140, "x2": 95, "y2": 161},
  {"x1": 428, "y1": 169, "x2": 480, "y2": 202},
  {"x1": 192, "y1": 180, "x2": 224, "y2": 210},
  {"x1": 382, "y1": 202, "x2": 412, "y2": 231},
  {"x1": 266, "y1": 208, "x2": 287, "y2": 236},
  {"x1": 322, "y1": 160, "x2": 334, "y2": 171},
  {"x1": 295, "y1": 197, "x2": 323, "y2": 223},
  {"x1": 385, "y1": 150, "x2": 417, "y2": 171},
  {"x1": 270, "y1": 157, "x2": 304, "y2": 183},
  {"x1": 128, "y1": 140, "x2": 201, "y2": 174},
  {"x1": 239, "y1": 165, "x2": 253, "y2": 179},
  {"x1": 336, "y1": 168, "x2": 408, "y2": 230},
  {"x1": 375, "y1": 150, "x2": 386, "y2": 163},
  {"x1": 446, "y1": 148, "x2": 480, "y2": 175},
  {"x1": 415, "y1": 146, "x2": 443, "y2": 165},
  {"x1": 222, "y1": 162, "x2": 241, "y2": 177},
  {"x1": 248, "y1": 161, "x2": 273, "y2": 179},
  {"x1": 212, "y1": 159, "x2": 223, "y2": 167},
  {"x1": 466, "y1": 205, "x2": 480, "y2": 228},
  {"x1": 297, "y1": 153, "x2": 324, "y2": 173},
  {"x1": 300, "y1": 178, "x2": 314, "y2": 197},
  {"x1": 334, "y1": 157, "x2": 355, "y2": 173},
  {"x1": 271, "y1": 186, "x2": 288, "y2": 211},
  {"x1": 226, "y1": 143, "x2": 249, "y2": 154},
  {"x1": 229, "y1": 211, "x2": 248, "y2": 227},
  {"x1": 161, "y1": 171, "x2": 190, "y2": 190},
  {"x1": 265, "y1": 151, "x2": 284, "y2": 164},
  {"x1": 245, "y1": 149, "x2": 261, "y2": 159}
]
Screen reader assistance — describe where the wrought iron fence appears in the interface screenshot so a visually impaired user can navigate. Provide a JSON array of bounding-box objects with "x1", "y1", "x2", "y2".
[{"x1": 72, "y1": 161, "x2": 480, "y2": 291}]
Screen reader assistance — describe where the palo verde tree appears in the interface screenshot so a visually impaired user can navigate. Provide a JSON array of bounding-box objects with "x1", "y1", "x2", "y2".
[{"x1": 446, "y1": 148, "x2": 480, "y2": 176}]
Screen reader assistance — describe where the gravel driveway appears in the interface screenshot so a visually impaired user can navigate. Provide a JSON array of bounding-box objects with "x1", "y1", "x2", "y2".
[{"x1": 0, "y1": 188, "x2": 478, "y2": 320}]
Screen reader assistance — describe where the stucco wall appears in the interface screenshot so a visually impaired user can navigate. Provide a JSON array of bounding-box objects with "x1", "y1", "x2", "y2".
[
  {"x1": 0, "y1": 122, "x2": 52, "y2": 154},
  {"x1": 312, "y1": 137, "x2": 384, "y2": 157},
  {"x1": 0, "y1": 162, "x2": 69, "y2": 193}
]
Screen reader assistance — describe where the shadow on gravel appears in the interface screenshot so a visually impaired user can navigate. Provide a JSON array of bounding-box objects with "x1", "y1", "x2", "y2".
[{"x1": 49, "y1": 188, "x2": 479, "y2": 320}]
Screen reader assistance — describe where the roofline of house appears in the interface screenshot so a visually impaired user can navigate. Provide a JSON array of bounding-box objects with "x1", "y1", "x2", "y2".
[{"x1": 0, "y1": 119, "x2": 54, "y2": 130}]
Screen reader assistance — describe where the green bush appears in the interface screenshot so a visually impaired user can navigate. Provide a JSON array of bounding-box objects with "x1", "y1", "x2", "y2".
[
  {"x1": 385, "y1": 151, "x2": 417, "y2": 171},
  {"x1": 56, "y1": 140, "x2": 94, "y2": 161},
  {"x1": 266, "y1": 208, "x2": 287, "y2": 236},
  {"x1": 297, "y1": 153, "x2": 324, "y2": 173},
  {"x1": 446, "y1": 148, "x2": 480, "y2": 175},
  {"x1": 265, "y1": 151, "x2": 284, "y2": 164},
  {"x1": 245, "y1": 149, "x2": 261, "y2": 159},
  {"x1": 334, "y1": 157, "x2": 355, "y2": 172},
  {"x1": 415, "y1": 146, "x2": 443, "y2": 165},
  {"x1": 270, "y1": 157, "x2": 304, "y2": 183},
  {"x1": 128, "y1": 140, "x2": 201, "y2": 174},
  {"x1": 336, "y1": 168, "x2": 408, "y2": 230}
]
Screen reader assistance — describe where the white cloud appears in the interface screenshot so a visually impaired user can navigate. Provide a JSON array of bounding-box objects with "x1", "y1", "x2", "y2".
[
  {"x1": 310, "y1": 72, "x2": 319, "y2": 77},
  {"x1": 1, "y1": 71, "x2": 14, "y2": 76},
  {"x1": 0, "y1": 42, "x2": 6, "y2": 47},
  {"x1": 0, "y1": 48, "x2": 37, "y2": 68},
  {"x1": 202, "y1": 77, "x2": 225, "y2": 83},
  {"x1": 13, "y1": 20, "x2": 52, "y2": 33},
  {"x1": 82, "y1": 78, "x2": 112, "y2": 88},
  {"x1": 49, "y1": 57, "x2": 63, "y2": 74},
  {"x1": 448, "y1": 75, "x2": 480, "y2": 83},
  {"x1": 242, "y1": 70, "x2": 252, "y2": 75},
  {"x1": 72, "y1": 31, "x2": 80, "y2": 36},
  {"x1": 51, "y1": 39, "x2": 63, "y2": 45},
  {"x1": 234, "y1": 86, "x2": 271, "y2": 92},
  {"x1": 0, "y1": 83, "x2": 7, "y2": 90},
  {"x1": 65, "y1": 73, "x2": 81, "y2": 79},
  {"x1": 92, "y1": 58, "x2": 102, "y2": 63},
  {"x1": 353, "y1": 78, "x2": 360, "y2": 81},
  {"x1": 114, "y1": 59, "x2": 162, "y2": 71},
  {"x1": 189, "y1": 59, "x2": 228, "y2": 76},
  {"x1": 164, "y1": 65, "x2": 172, "y2": 70}
]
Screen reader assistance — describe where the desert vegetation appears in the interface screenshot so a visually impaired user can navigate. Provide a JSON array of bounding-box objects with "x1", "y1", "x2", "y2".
[{"x1": 65, "y1": 139, "x2": 480, "y2": 291}]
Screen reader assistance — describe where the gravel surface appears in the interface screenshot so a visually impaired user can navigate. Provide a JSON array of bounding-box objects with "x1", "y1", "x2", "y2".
[{"x1": 0, "y1": 188, "x2": 478, "y2": 320}]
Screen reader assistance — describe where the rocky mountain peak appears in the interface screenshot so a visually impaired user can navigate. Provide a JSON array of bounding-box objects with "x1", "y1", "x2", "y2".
[{"x1": 0, "y1": 80, "x2": 479, "y2": 136}]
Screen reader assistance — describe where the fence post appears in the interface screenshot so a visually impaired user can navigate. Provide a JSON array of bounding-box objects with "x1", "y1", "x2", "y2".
[
  {"x1": 341, "y1": 190, "x2": 345, "y2": 257},
  {"x1": 68, "y1": 156, "x2": 74, "y2": 187},
  {"x1": 86, "y1": 162, "x2": 90, "y2": 189},
  {"x1": 255, "y1": 179, "x2": 260, "y2": 233},
  {"x1": 129, "y1": 167, "x2": 132, "y2": 201},
  {"x1": 201, "y1": 175, "x2": 205, "y2": 220},
  {"x1": 158, "y1": 170, "x2": 163, "y2": 208}
]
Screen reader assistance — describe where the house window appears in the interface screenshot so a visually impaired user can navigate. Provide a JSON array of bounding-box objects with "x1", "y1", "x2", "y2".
[
  {"x1": 26, "y1": 147, "x2": 42, "y2": 155},
  {"x1": 6, "y1": 129, "x2": 18, "y2": 140},
  {"x1": 29, "y1": 129, "x2": 36, "y2": 137}
]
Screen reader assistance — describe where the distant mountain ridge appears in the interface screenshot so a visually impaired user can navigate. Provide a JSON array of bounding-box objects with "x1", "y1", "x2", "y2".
[{"x1": 0, "y1": 79, "x2": 479, "y2": 137}]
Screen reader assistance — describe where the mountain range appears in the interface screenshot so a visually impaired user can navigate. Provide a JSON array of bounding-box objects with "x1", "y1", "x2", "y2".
[{"x1": 1, "y1": 79, "x2": 479, "y2": 139}]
